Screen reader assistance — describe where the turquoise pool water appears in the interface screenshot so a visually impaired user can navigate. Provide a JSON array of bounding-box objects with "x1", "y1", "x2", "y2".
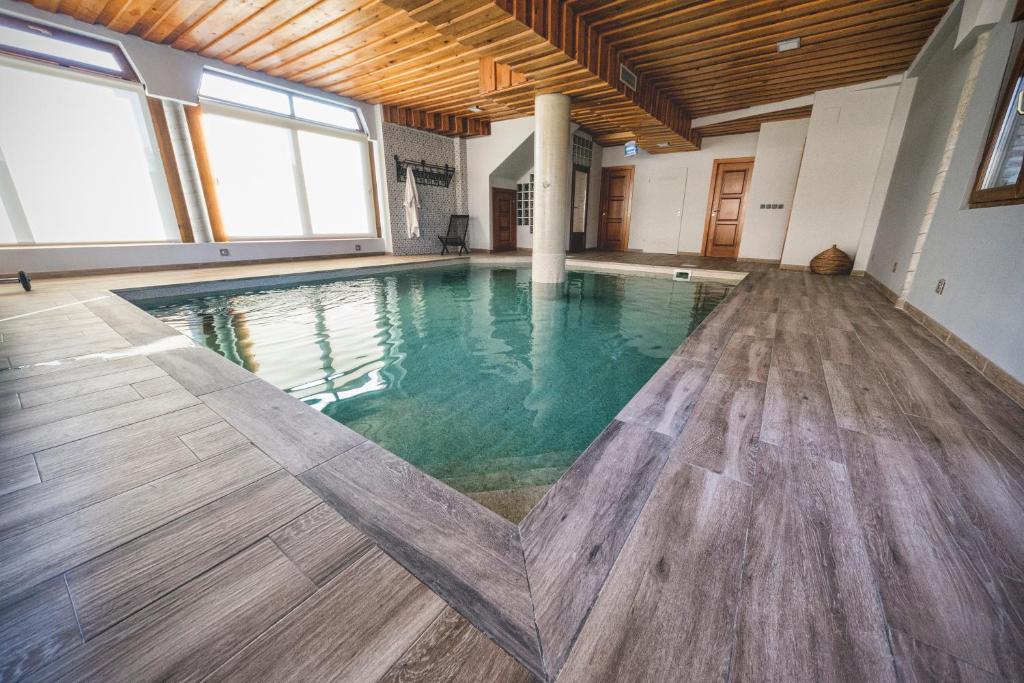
[{"x1": 140, "y1": 264, "x2": 732, "y2": 520}]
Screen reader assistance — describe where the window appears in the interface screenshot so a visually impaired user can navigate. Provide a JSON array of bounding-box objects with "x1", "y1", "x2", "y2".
[
  {"x1": 0, "y1": 58, "x2": 177, "y2": 245},
  {"x1": 0, "y1": 14, "x2": 133, "y2": 79},
  {"x1": 199, "y1": 71, "x2": 362, "y2": 132},
  {"x1": 971, "y1": 38, "x2": 1024, "y2": 207},
  {"x1": 517, "y1": 174, "x2": 534, "y2": 233},
  {"x1": 200, "y1": 101, "x2": 377, "y2": 239}
]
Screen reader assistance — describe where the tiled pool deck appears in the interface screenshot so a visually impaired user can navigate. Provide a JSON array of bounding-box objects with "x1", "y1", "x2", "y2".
[{"x1": 1, "y1": 252, "x2": 1022, "y2": 681}]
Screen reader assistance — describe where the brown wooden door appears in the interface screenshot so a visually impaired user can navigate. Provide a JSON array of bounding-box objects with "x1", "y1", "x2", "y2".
[
  {"x1": 598, "y1": 166, "x2": 634, "y2": 251},
  {"x1": 702, "y1": 158, "x2": 754, "y2": 258},
  {"x1": 491, "y1": 188, "x2": 517, "y2": 252}
]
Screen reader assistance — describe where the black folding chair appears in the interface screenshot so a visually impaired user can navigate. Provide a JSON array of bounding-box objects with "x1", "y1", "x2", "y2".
[{"x1": 437, "y1": 215, "x2": 470, "y2": 255}]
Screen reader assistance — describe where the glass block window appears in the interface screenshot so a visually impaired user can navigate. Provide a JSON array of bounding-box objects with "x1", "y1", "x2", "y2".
[
  {"x1": 517, "y1": 174, "x2": 534, "y2": 233},
  {"x1": 572, "y1": 134, "x2": 593, "y2": 167}
]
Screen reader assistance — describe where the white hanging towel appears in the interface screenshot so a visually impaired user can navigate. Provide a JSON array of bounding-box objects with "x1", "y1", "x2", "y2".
[{"x1": 403, "y1": 170, "x2": 421, "y2": 238}]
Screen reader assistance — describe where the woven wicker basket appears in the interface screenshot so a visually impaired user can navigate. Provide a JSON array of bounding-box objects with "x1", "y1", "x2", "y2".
[{"x1": 809, "y1": 244, "x2": 854, "y2": 276}]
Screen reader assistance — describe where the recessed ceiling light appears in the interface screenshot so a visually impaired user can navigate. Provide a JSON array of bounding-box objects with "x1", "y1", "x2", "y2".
[
  {"x1": 777, "y1": 37, "x2": 801, "y2": 52},
  {"x1": 467, "y1": 105, "x2": 483, "y2": 113}
]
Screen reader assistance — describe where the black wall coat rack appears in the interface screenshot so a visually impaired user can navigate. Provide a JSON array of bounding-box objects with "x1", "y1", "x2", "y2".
[{"x1": 395, "y1": 156, "x2": 456, "y2": 188}]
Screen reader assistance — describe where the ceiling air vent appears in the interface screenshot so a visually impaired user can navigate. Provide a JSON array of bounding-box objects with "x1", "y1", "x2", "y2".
[{"x1": 619, "y1": 63, "x2": 637, "y2": 91}]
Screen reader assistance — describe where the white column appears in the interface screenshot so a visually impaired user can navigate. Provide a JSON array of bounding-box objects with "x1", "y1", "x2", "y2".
[{"x1": 532, "y1": 93, "x2": 571, "y2": 283}]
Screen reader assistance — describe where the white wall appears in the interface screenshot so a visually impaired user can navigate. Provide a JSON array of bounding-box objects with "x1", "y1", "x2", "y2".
[
  {"x1": 466, "y1": 117, "x2": 535, "y2": 250},
  {"x1": 601, "y1": 133, "x2": 759, "y2": 254},
  {"x1": 869, "y1": 5, "x2": 1024, "y2": 382},
  {"x1": 780, "y1": 81, "x2": 901, "y2": 267},
  {"x1": 738, "y1": 118, "x2": 809, "y2": 262},
  {"x1": 853, "y1": 77, "x2": 917, "y2": 272},
  {"x1": 0, "y1": 237, "x2": 384, "y2": 275}
]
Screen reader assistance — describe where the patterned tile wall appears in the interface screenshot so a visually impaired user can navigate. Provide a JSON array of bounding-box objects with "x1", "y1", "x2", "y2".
[{"x1": 382, "y1": 123, "x2": 469, "y2": 255}]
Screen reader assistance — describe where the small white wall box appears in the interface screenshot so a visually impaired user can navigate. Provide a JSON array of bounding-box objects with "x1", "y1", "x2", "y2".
[{"x1": 673, "y1": 269, "x2": 692, "y2": 281}]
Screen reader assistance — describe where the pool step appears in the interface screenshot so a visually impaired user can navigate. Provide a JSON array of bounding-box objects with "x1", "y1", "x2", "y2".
[{"x1": 430, "y1": 449, "x2": 578, "y2": 481}]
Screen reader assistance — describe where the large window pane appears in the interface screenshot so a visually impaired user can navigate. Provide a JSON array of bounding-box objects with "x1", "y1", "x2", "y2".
[
  {"x1": 980, "y1": 74, "x2": 1024, "y2": 190},
  {"x1": 293, "y1": 96, "x2": 360, "y2": 131},
  {"x1": 203, "y1": 113, "x2": 305, "y2": 238},
  {"x1": 0, "y1": 20, "x2": 125, "y2": 76},
  {"x1": 0, "y1": 63, "x2": 175, "y2": 244},
  {"x1": 199, "y1": 72, "x2": 290, "y2": 116},
  {"x1": 298, "y1": 131, "x2": 373, "y2": 235}
]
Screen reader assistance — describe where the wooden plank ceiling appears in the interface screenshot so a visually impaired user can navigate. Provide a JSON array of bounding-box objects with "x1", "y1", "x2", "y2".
[
  {"x1": 695, "y1": 105, "x2": 813, "y2": 138},
  {"x1": 22, "y1": 0, "x2": 951, "y2": 151}
]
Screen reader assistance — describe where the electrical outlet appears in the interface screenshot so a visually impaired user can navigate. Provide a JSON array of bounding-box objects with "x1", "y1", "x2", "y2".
[
  {"x1": 354, "y1": 244, "x2": 362, "y2": 252},
  {"x1": 892, "y1": 261, "x2": 898, "y2": 273},
  {"x1": 935, "y1": 278, "x2": 946, "y2": 295},
  {"x1": 219, "y1": 248, "x2": 230, "y2": 256}
]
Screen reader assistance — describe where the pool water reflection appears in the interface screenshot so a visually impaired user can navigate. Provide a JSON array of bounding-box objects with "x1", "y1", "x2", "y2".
[{"x1": 141, "y1": 265, "x2": 732, "y2": 521}]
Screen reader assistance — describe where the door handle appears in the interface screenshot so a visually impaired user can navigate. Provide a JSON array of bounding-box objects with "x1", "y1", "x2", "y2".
[{"x1": 1018, "y1": 90, "x2": 1023, "y2": 116}]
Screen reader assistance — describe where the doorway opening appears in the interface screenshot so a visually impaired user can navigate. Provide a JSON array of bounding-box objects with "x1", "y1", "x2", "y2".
[{"x1": 569, "y1": 165, "x2": 590, "y2": 253}]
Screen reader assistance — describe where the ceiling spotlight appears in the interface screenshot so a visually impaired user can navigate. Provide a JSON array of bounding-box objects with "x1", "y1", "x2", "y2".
[
  {"x1": 467, "y1": 105, "x2": 483, "y2": 113},
  {"x1": 777, "y1": 37, "x2": 801, "y2": 52}
]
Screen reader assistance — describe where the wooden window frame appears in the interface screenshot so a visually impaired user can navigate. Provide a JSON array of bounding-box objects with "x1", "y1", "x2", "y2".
[{"x1": 969, "y1": 35, "x2": 1024, "y2": 208}]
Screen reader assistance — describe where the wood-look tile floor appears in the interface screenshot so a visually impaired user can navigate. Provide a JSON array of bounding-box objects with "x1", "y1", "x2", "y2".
[{"x1": 1, "y1": 252, "x2": 1022, "y2": 682}]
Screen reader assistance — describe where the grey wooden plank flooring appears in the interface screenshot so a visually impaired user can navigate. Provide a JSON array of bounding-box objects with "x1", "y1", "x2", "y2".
[
  {"x1": 772, "y1": 328, "x2": 824, "y2": 377},
  {"x1": 0, "y1": 437, "x2": 197, "y2": 540},
  {"x1": 147, "y1": 346, "x2": 258, "y2": 396},
  {"x1": 0, "y1": 388, "x2": 201, "y2": 460},
  {"x1": 672, "y1": 372, "x2": 764, "y2": 485},
  {"x1": 131, "y1": 374, "x2": 184, "y2": 398},
  {"x1": 379, "y1": 607, "x2": 538, "y2": 683},
  {"x1": 0, "y1": 455, "x2": 39, "y2": 496},
  {"x1": 903, "y1": 339, "x2": 1024, "y2": 458},
  {"x1": 82, "y1": 296, "x2": 182, "y2": 346},
  {"x1": 674, "y1": 320, "x2": 735, "y2": 363},
  {"x1": 3, "y1": 262, "x2": 1023, "y2": 682},
  {"x1": 733, "y1": 310, "x2": 777, "y2": 338},
  {"x1": 910, "y1": 417, "x2": 1024, "y2": 582},
  {"x1": 0, "y1": 355, "x2": 154, "y2": 399},
  {"x1": 731, "y1": 441, "x2": 896, "y2": 682},
  {"x1": 840, "y1": 429, "x2": 1024, "y2": 679},
  {"x1": 202, "y1": 378, "x2": 365, "y2": 474},
  {"x1": 32, "y1": 404, "x2": 221, "y2": 480},
  {"x1": 0, "y1": 385, "x2": 141, "y2": 436},
  {"x1": 0, "y1": 577, "x2": 81, "y2": 681},
  {"x1": 205, "y1": 549, "x2": 445, "y2": 683},
  {"x1": 615, "y1": 356, "x2": 711, "y2": 437},
  {"x1": 269, "y1": 502, "x2": 376, "y2": 586},
  {"x1": 15, "y1": 362, "x2": 165, "y2": 408},
  {"x1": 520, "y1": 420, "x2": 673, "y2": 675},
  {"x1": 0, "y1": 444, "x2": 278, "y2": 608},
  {"x1": 300, "y1": 440, "x2": 543, "y2": 676},
  {"x1": 760, "y1": 364, "x2": 843, "y2": 463},
  {"x1": 822, "y1": 360, "x2": 920, "y2": 444},
  {"x1": 889, "y1": 628, "x2": 1000, "y2": 682},
  {"x1": 713, "y1": 333, "x2": 772, "y2": 382},
  {"x1": 178, "y1": 420, "x2": 249, "y2": 460},
  {"x1": 853, "y1": 321, "x2": 988, "y2": 431},
  {"x1": 6, "y1": 336, "x2": 132, "y2": 368},
  {"x1": 28, "y1": 540, "x2": 315, "y2": 682},
  {"x1": 65, "y1": 470, "x2": 319, "y2": 638},
  {"x1": 558, "y1": 462, "x2": 750, "y2": 682}
]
